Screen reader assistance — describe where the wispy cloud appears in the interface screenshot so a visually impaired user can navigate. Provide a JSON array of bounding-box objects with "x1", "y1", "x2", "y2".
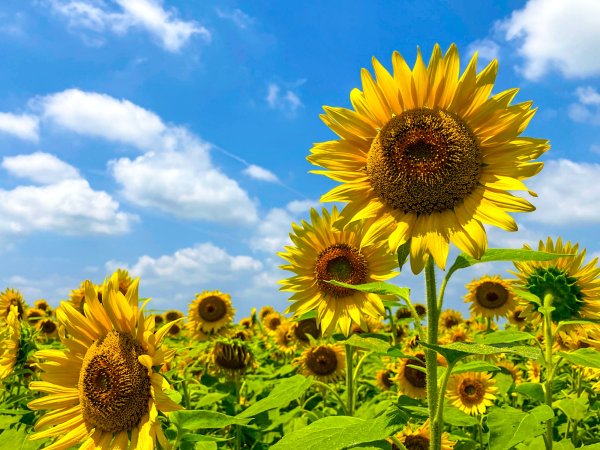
[
  {"x1": 0, "y1": 112, "x2": 39, "y2": 141},
  {"x1": 569, "y1": 86, "x2": 600, "y2": 125},
  {"x1": 266, "y1": 83, "x2": 303, "y2": 116},
  {"x1": 242, "y1": 164, "x2": 279, "y2": 183},
  {"x1": 47, "y1": 0, "x2": 210, "y2": 52},
  {"x1": 215, "y1": 7, "x2": 254, "y2": 30}
]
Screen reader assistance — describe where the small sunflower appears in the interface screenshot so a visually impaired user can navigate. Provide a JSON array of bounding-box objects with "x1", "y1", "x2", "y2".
[
  {"x1": 279, "y1": 206, "x2": 398, "y2": 335},
  {"x1": 465, "y1": 275, "x2": 517, "y2": 319},
  {"x1": 28, "y1": 271, "x2": 182, "y2": 450},
  {"x1": 26, "y1": 307, "x2": 46, "y2": 323},
  {"x1": 439, "y1": 309, "x2": 463, "y2": 330},
  {"x1": 447, "y1": 371, "x2": 498, "y2": 415},
  {"x1": 292, "y1": 318, "x2": 321, "y2": 344},
  {"x1": 69, "y1": 282, "x2": 102, "y2": 311},
  {"x1": 210, "y1": 338, "x2": 254, "y2": 377},
  {"x1": 512, "y1": 237, "x2": 600, "y2": 326},
  {"x1": 376, "y1": 367, "x2": 396, "y2": 391},
  {"x1": 239, "y1": 317, "x2": 253, "y2": 329},
  {"x1": 526, "y1": 360, "x2": 541, "y2": 383},
  {"x1": 396, "y1": 307, "x2": 413, "y2": 320},
  {"x1": 34, "y1": 299, "x2": 52, "y2": 313},
  {"x1": 0, "y1": 288, "x2": 27, "y2": 321},
  {"x1": 114, "y1": 268, "x2": 134, "y2": 296},
  {"x1": 153, "y1": 313, "x2": 165, "y2": 328},
  {"x1": 263, "y1": 311, "x2": 284, "y2": 333},
  {"x1": 497, "y1": 359, "x2": 523, "y2": 385},
  {"x1": 507, "y1": 305, "x2": 528, "y2": 328},
  {"x1": 0, "y1": 305, "x2": 20, "y2": 381},
  {"x1": 259, "y1": 306, "x2": 275, "y2": 321},
  {"x1": 273, "y1": 321, "x2": 297, "y2": 355},
  {"x1": 188, "y1": 291, "x2": 235, "y2": 336},
  {"x1": 36, "y1": 318, "x2": 59, "y2": 340},
  {"x1": 396, "y1": 353, "x2": 427, "y2": 399},
  {"x1": 295, "y1": 344, "x2": 345, "y2": 383},
  {"x1": 308, "y1": 43, "x2": 548, "y2": 273},
  {"x1": 390, "y1": 420, "x2": 455, "y2": 450},
  {"x1": 440, "y1": 323, "x2": 471, "y2": 344},
  {"x1": 165, "y1": 309, "x2": 184, "y2": 322}
]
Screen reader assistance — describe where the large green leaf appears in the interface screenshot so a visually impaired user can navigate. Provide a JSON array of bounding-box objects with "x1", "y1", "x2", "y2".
[
  {"x1": 0, "y1": 427, "x2": 46, "y2": 450},
  {"x1": 514, "y1": 383, "x2": 545, "y2": 403},
  {"x1": 343, "y1": 334, "x2": 391, "y2": 354},
  {"x1": 488, "y1": 405, "x2": 554, "y2": 450},
  {"x1": 446, "y1": 249, "x2": 567, "y2": 280},
  {"x1": 237, "y1": 375, "x2": 313, "y2": 419},
  {"x1": 271, "y1": 408, "x2": 406, "y2": 450},
  {"x1": 328, "y1": 280, "x2": 410, "y2": 301},
  {"x1": 478, "y1": 330, "x2": 536, "y2": 345},
  {"x1": 452, "y1": 360, "x2": 500, "y2": 375},
  {"x1": 421, "y1": 342, "x2": 543, "y2": 365},
  {"x1": 170, "y1": 410, "x2": 251, "y2": 431},
  {"x1": 558, "y1": 348, "x2": 600, "y2": 368},
  {"x1": 554, "y1": 395, "x2": 589, "y2": 421},
  {"x1": 442, "y1": 406, "x2": 478, "y2": 427}
]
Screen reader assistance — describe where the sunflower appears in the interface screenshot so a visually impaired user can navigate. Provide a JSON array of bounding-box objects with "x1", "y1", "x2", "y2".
[
  {"x1": 28, "y1": 271, "x2": 182, "y2": 450},
  {"x1": 259, "y1": 305, "x2": 275, "y2": 321},
  {"x1": 440, "y1": 323, "x2": 471, "y2": 344},
  {"x1": 396, "y1": 353, "x2": 428, "y2": 399},
  {"x1": 292, "y1": 318, "x2": 321, "y2": 344},
  {"x1": 26, "y1": 307, "x2": 46, "y2": 323},
  {"x1": 34, "y1": 299, "x2": 52, "y2": 313},
  {"x1": 153, "y1": 313, "x2": 165, "y2": 328},
  {"x1": 507, "y1": 305, "x2": 528, "y2": 328},
  {"x1": 439, "y1": 309, "x2": 463, "y2": 330},
  {"x1": 274, "y1": 321, "x2": 296, "y2": 355},
  {"x1": 69, "y1": 282, "x2": 102, "y2": 311},
  {"x1": 447, "y1": 371, "x2": 498, "y2": 415},
  {"x1": 279, "y1": 206, "x2": 398, "y2": 335},
  {"x1": 376, "y1": 367, "x2": 396, "y2": 391},
  {"x1": 512, "y1": 237, "x2": 600, "y2": 327},
  {"x1": 526, "y1": 360, "x2": 541, "y2": 383},
  {"x1": 497, "y1": 359, "x2": 523, "y2": 385},
  {"x1": 0, "y1": 287, "x2": 26, "y2": 321},
  {"x1": 188, "y1": 291, "x2": 235, "y2": 336},
  {"x1": 164, "y1": 309, "x2": 184, "y2": 322},
  {"x1": 36, "y1": 318, "x2": 59, "y2": 340},
  {"x1": 295, "y1": 344, "x2": 345, "y2": 383},
  {"x1": 0, "y1": 305, "x2": 20, "y2": 381},
  {"x1": 390, "y1": 420, "x2": 455, "y2": 450},
  {"x1": 210, "y1": 338, "x2": 254, "y2": 377},
  {"x1": 308, "y1": 43, "x2": 547, "y2": 273},
  {"x1": 114, "y1": 268, "x2": 134, "y2": 296},
  {"x1": 465, "y1": 275, "x2": 517, "y2": 319}
]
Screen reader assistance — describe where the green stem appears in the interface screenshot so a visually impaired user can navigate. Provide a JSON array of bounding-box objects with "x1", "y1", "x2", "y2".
[
  {"x1": 345, "y1": 344, "x2": 354, "y2": 416},
  {"x1": 425, "y1": 257, "x2": 441, "y2": 450},
  {"x1": 437, "y1": 276, "x2": 449, "y2": 312},
  {"x1": 478, "y1": 414, "x2": 485, "y2": 450},
  {"x1": 352, "y1": 350, "x2": 370, "y2": 409},
  {"x1": 542, "y1": 293, "x2": 555, "y2": 450},
  {"x1": 390, "y1": 435, "x2": 408, "y2": 450},
  {"x1": 181, "y1": 375, "x2": 191, "y2": 410},
  {"x1": 235, "y1": 377, "x2": 243, "y2": 450},
  {"x1": 571, "y1": 368, "x2": 584, "y2": 445},
  {"x1": 388, "y1": 307, "x2": 398, "y2": 346},
  {"x1": 434, "y1": 362, "x2": 455, "y2": 435},
  {"x1": 313, "y1": 380, "x2": 348, "y2": 415}
]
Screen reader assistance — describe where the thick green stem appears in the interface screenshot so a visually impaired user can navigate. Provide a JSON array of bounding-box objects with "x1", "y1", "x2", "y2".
[
  {"x1": 478, "y1": 415, "x2": 485, "y2": 450},
  {"x1": 425, "y1": 257, "x2": 441, "y2": 450},
  {"x1": 345, "y1": 344, "x2": 354, "y2": 416},
  {"x1": 437, "y1": 276, "x2": 449, "y2": 312},
  {"x1": 434, "y1": 362, "x2": 455, "y2": 435},
  {"x1": 542, "y1": 293, "x2": 555, "y2": 450}
]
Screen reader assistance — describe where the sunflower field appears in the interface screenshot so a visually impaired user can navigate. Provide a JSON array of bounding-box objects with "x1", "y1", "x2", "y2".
[{"x1": 1, "y1": 44, "x2": 600, "y2": 450}]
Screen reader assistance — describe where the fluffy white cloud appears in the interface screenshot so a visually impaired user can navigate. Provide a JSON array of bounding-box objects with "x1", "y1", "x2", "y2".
[
  {"x1": 35, "y1": 89, "x2": 167, "y2": 150},
  {"x1": 110, "y1": 148, "x2": 258, "y2": 224},
  {"x1": 215, "y1": 7, "x2": 254, "y2": 29},
  {"x1": 500, "y1": 0, "x2": 600, "y2": 79},
  {"x1": 243, "y1": 164, "x2": 279, "y2": 182},
  {"x1": 266, "y1": 83, "x2": 303, "y2": 115},
  {"x1": 2, "y1": 152, "x2": 80, "y2": 184},
  {"x1": 48, "y1": 0, "x2": 210, "y2": 51},
  {"x1": 568, "y1": 86, "x2": 600, "y2": 125},
  {"x1": 0, "y1": 112, "x2": 39, "y2": 141},
  {"x1": 525, "y1": 159, "x2": 600, "y2": 225}
]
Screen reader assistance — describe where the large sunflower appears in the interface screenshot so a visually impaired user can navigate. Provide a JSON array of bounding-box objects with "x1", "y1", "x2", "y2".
[
  {"x1": 0, "y1": 305, "x2": 20, "y2": 381},
  {"x1": 279, "y1": 206, "x2": 398, "y2": 335},
  {"x1": 512, "y1": 237, "x2": 600, "y2": 326},
  {"x1": 28, "y1": 272, "x2": 182, "y2": 450},
  {"x1": 308, "y1": 43, "x2": 548, "y2": 273},
  {"x1": 188, "y1": 290, "x2": 235, "y2": 336},
  {"x1": 0, "y1": 287, "x2": 27, "y2": 321}
]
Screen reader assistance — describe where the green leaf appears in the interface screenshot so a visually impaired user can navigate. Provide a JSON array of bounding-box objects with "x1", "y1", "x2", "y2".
[
  {"x1": 180, "y1": 434, "x2": 230, "y2": 443},
  {"x1": 350, "y1": 442, "x2": 392, "y2": 450},
  {"x1": 344, "y1": 334, "x2": 391, "y2": 354},
  {"x1": 387, "y1": 346, "x2": 413, "y2": 359},
  {"x1": 193, "y1": 443, "x2": 218, "y2": 450},
  {"x1": 580, "y1": 444, "x2": 600, "y2": 450},
  {"x1": 328, "y1": 280, "x2": 410, "y2": 301},
  {"x1": 271, "y1": 408, "x2": 406, "y2": 450},
  {"x1": 442, "y1": 406, "x2": 478, "y2": 427},
  {"x1": 478, "y1": 330, "x2": 536, "y2": 345},
  {"x1": 558, "y1": 348, "x2": 600, "y2": 368},
  {"x1": 193, "y1": 392, "x2": 230, "y2": 408},
  {"x1": 294, "y1": 310, "x2": 317, "y2": 321},
  {"x1": 554, "y1": 395, "x2": 589, "y2": 421},
  {"x1": 446, "y1": 249, "x2": 567, "y2": 281},
  {"x1": 397, "y1": 241, "x2": 410, "y2": 273},
  {"x1": 0, "y1": 427, "x2": 46, "y2": 450},
  {"x1": 511, "y1": 288, "x2": 543, "y2": 306},
  {"x1": 488, "y1": 405, "x2": 554, "y2": 450},
  {"x1": 237, "y1": 375, "x2": 313, "y2": 419},
  {"x1": 170, "y1": 410, "x2": 251, "y2": 431},
  {"x1": 514, "y1": 383, "x2": 545, "y2": 403},
  {"x1": 422, "y1": 342, "x2": 542, "y2": 365},
  {"x1": 452, "y1": 360, "x2": 500, "y2": 375},
  {"x1": 553, "y1": 440, "x2": 576, "y2": 450}
]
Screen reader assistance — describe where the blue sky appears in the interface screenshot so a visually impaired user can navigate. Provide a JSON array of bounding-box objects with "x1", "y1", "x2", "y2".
[{"x1": 1, "y1": 0, "x2": 600, "y2": 319}]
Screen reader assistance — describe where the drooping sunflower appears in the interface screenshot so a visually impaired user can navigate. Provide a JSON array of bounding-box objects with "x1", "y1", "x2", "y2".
[
  {"x1": 188, "y1": 291, "x2": 235, "y2": 336},
  {"x1": 390, "y1": 420, "x2": 455, "y2": 450},
  {"x1": 295, "y1": 344, "x2": 345, "y2": 383},
  {"x1": 0, "y1": 287, "x2": 27, "y2": 321},
  {"x1": 279, "y1": 206, "x2": 398, "y2": 335},
  {"x1": 465, "y1": 275, "x2": 517, "y2": 319},
  {"x1": 210, "y1": 338, "x2": 254, "y2": 377},
  {"x1": 164, "y1": 309, "x2": 184, "y2": 322},
  {"x1": 28, "y1": 272, "x2": 182, "y2": 450},
  {"x1": 447, "y1": 371, "x2": 498, "y2": 415},
  {"x1": 274, "y1": 321, "x2": 296, "y2": 355},
  {"x1": 258, "y1": 305, "x2": 275, "y2": 322},
  {"x1": 308, "y1": 43, "x2": 548, "y2": 273},
  {"x1": 291, "y1": 318, "x2": 321, "y2": 344},
  {"x1": 512, "y1": 237, "x2": 600, "y2": 327},
  {"x1": 0, "y1": 305, "x2": 20, "y2": 381}
]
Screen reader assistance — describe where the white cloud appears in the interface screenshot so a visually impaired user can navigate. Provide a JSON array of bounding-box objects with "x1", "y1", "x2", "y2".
[
  {"x1": 266, "y1": 83, "x2": 303, "y2": 115},
  {"x1": 568, "y1": 86, "x2": 600, "y2": 125},
  {"x1": 466, "y1": 39, "x2": 500, "y2": 64},
  {"x1": 215, "y1": 7, "x2": 254, "y2": 29},
  {"x1": 48, "y1": 0, "x2": 210, "y2": 52},
  {"x1": 0, "y1": 112, "x2": 39, "y2": 141},
  {"x1": 525, "y1": 159, "x2": 600, "y2": 225},
  {"x1": 242, "y1": 164, "x2": 279, "y2": 183},
  {"x1": 2, "y1": 152, "x2": 80, "y2": 184},
  {"x1": 110, "y1": 149, "x2": 258, "y2": 224},
  {"x1": 286, "y1": 199, "x2": 320, "y2": 214},
  {"x1": 35, "y1": 89, "x2": 167, "y2": 150},
  {"x1": 500, "y1": 0, "x2": 600, "y2": 79}
]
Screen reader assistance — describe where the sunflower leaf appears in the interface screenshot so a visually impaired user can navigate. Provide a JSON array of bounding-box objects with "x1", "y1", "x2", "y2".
[
  {"x1": 514, "y1": 382, "x2": 546, "y2": 403},
  {"x1": 452, "y1": 360, "x2": 500, "y2": 375},
  {"x1": 170, "y1": 410, "x2": 252, "y2": 431},
  {"x1": 557, "y1": 348, "x2": 600, "y2": 369},
  {"x1": 343, "y1": 333, "x2": 391, "y2": 354},
  {"x1": 328, "y1": 280, "x2": 410, "y2": 301},
  {"x1": 397, "y1": 241, "x2": 410, "y2": 273},
  {"x1": 421, "y1": 341, "x2": 543, "y2": 364},
  {"x1": 488, "y1": 405, "x2": 554, "y2": 450},
  {"x1": 511, "y1": 288, "x2": 543, "y2": 306},
  {"x1": 477, "y1": 330, "x2": 536, "y2": 344},
  {"x1": 445, "y1": 249, "x2": 569, "y2": 281}
]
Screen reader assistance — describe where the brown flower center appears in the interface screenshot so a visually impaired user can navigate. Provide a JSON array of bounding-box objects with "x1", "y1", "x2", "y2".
[
  {"x1": 367, "y1": 108, "x2": 481, "y2": 215},
  {"x1": 293, "y1": 318, "x2": 320, "y2": 342},
  {"x1": 79, "y1": 331, "x2": 151, "y2": 433},
  {"x1": 459, "y1": 378, "x2": 485, "y2": 405},
  {"x1": 404, "y1": 435, "x2": 430, "y2": 450},
  {"x1": 40, "y1": 319, "x2": 57, "y2": 334},
  {"x1": 315, "y1": 244, "x2": 368, "y2": 297},
  {"x1": 404, "y1": 354, "x2": 427, "y2": 388},
  {"x1": 476, "y1": 281, "x2": 510, "y2": 309},
  {"x1": 198, "y1": 296, "x2": 227, "y2": 322},
  {"x1": 213, "y1": 341, "x2": 252, "y2": 371},
  {"x1": 306, "y1": 346, "x2": 339, "y2": 376}
]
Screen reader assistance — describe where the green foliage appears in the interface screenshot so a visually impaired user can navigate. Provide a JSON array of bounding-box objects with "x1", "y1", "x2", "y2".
[
  {"x1": 487, "y1": 405, "x2": 554, "y2": 450},
  {"x1": 558, "y1": 348, "x2": 600, "y2": 368}
]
